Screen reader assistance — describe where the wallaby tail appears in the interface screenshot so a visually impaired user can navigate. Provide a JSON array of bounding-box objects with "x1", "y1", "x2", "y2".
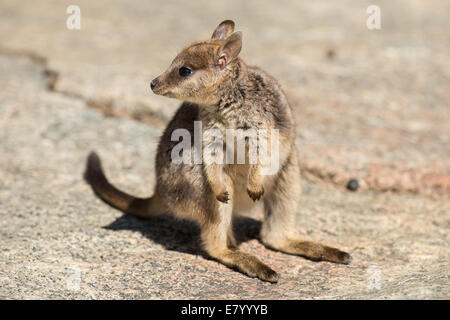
[{"x1": 84, "y1": 151, "x2": 165, "y2": 219}]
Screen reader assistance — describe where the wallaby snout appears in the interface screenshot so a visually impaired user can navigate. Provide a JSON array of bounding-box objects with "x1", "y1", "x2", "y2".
[{"x1": 150, "y1": 78, "x2": 159, "y2": 90}]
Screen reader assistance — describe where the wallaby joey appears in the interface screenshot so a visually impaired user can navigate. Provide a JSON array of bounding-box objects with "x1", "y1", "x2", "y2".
[{"x1": 85, "y1": 20, "x2": 351, "y2": 283}]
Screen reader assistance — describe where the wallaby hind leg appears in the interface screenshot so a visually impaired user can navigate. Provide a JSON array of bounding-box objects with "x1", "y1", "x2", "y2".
[
  {"x1": 260, "y1": 154, "x2": 351, "y2": 264},
  {"x1": 201, "y1": 197, "x2": 279, "y2": 283}
]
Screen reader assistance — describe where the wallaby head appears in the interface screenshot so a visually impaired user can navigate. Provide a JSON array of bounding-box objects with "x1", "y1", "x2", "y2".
[{"x1": 150, "y1": 20, "x2": 243, "y2": 105}]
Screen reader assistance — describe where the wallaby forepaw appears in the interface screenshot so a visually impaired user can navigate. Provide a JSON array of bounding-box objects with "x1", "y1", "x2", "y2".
[
  {"x1": 247, "y1": 186, "x2": 264, "y2": 201},
  {"x1": 216, "y1": 191, "x2": 230, "y2": 203}
]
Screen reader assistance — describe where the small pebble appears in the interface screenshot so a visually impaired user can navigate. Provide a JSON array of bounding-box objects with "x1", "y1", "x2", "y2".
[
  {"x1": 347, "y1": 179, "x2": 359, "y2": 191},
  {"x1": 326, "y1": 48, "x2": 336, "y2": 60}
]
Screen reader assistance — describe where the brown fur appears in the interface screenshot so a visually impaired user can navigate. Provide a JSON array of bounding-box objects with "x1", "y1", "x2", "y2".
[{"x1": 84, "y1": 20, "x2": 351, "y2": 283}]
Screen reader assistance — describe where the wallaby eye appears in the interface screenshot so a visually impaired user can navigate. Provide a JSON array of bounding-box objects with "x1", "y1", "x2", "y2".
[{"x1": 179, "y1": 66, "x2": 193, "y2": 77}]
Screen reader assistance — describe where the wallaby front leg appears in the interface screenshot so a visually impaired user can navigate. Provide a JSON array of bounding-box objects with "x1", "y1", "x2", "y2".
[
  {"x1": 247, "y1": 163, "x2": 264, "y2": 201},
  {"x1": 205, "y1": 163, "x2": 230, "y2": 203},
  {"x1": 203, "y1": 128, "x2": 231, "y2": 203}
]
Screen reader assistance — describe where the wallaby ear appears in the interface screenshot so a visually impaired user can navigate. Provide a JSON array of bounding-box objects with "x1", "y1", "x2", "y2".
[
  {"x1": 217, "y1": 31, "x2": 242, "y2": 69},
  {"x1": 211, "y1": 20, "x2": 235, "y2": 41}
]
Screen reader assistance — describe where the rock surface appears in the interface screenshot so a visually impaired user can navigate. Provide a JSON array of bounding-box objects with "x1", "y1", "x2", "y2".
[{"x1": 1, "y1": 1, "x2": 449, "y2": 300}]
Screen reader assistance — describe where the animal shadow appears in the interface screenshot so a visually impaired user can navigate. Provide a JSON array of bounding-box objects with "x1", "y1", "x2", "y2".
[{"x1": 104, "y1": 213, "x2": 262, "y2": 258}]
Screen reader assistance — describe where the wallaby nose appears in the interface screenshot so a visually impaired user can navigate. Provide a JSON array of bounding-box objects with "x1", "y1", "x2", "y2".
[{"x1": 150, "y1": 79, "x2": 159, "y2": 90}]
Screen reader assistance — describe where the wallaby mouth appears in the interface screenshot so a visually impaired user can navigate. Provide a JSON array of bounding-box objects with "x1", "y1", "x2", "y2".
[{"x1": 153, "y1": 87, "x2": 174, "y2": 98}]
